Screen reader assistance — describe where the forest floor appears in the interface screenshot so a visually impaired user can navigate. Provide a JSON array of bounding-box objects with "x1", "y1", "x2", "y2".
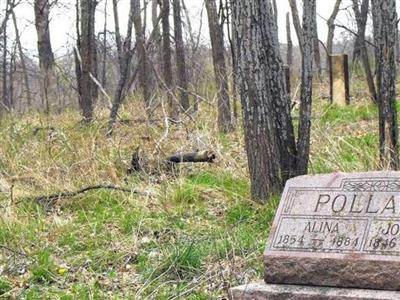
[{"x1": 0, "y1": 80, "x2": 385, "y2": 299}]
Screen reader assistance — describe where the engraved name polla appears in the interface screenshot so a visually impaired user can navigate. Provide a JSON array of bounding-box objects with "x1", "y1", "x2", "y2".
[{"x1": 270, "y1": 179, "x2": 400, "y2": 255}]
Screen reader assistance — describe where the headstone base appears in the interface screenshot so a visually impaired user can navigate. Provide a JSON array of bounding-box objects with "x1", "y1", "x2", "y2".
[{"x1": 229, "y1": 282, "x2": 400, "y2": 300}]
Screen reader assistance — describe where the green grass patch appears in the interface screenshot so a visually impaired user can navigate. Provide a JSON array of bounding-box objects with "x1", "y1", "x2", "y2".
[
  {"x1": 0, "y1": 277, "x2": 11, "y2": 295},
  {"x1": 187, "y1": 171, "x2": 249, "y2": 199},
  {"x1": 30, "y1": 250, "x2": 57, "y2": 284},
  {"x1": 320, "y1": 103, "x2": 377, "y2": 124}
]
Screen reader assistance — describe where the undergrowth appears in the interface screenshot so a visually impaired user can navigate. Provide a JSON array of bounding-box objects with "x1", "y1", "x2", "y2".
[{"x1": 0, "y1": 83, "x2": 391, "y2": 298}]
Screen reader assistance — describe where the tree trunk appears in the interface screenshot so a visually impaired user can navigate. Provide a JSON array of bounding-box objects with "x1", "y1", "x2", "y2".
[
  {"x1": 34, "y1": 0, "x2": 58, "y2": 113},
  {"x1": 372, "y1": 0, "x2": 399, "y2": 169},
  {"x1": 312, "y1": 2, "x2": 321, "y2": 79},
  {"x1": 288, "y1": 0, "x2": 303, "y2": 54},
  {"x1": 206, "y1": 0, "x2": 233, "y2": 133},
  {"x1": 12, "y1": 11, "x2": 32, "y2": 108},
  {"x1": 296, "y1": 0, "x2": 315, "y2": 175},
  {"x1": 108, "y1": 0, "x2": 135, "y2": 134},
  {"x1": 286, "y1": 12, "x2": 293, "y2": 67},
  {"x1": 101, "y1": 0, "x2": 108, "y2": 93},
  {"x1": 112, "y1": 0, "x2": 123, "y2": 69},
  {"x1": 133, "y1": 0, "x2": 151, "y2": 111},
  {"x1": 352, "y1": 0, "x2": 377, "y2": 104},
  {"x1": 1, "y1": 0, "x2": 9, "y2": 112},
  {"x1": 233, "y1": 0, "x2": 297, "y2": 202},
  {"x1": 173, "y1": 0, "x2": 190, "y2": 112},
  {"x1": 76, "y1": 0, "x2": 98, "y2": 122},
  {"x1": 152, "y1": 0, "x2": 162, "y2": 74},
  {"x1": 161, "y1": 0, "x2": 176, "y2": 119},
  {"x1": 326, "y1": 0, "x2": 341, "y2": 66}
]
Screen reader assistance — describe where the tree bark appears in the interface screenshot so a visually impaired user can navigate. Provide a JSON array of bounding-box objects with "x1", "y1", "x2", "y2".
[
  {"x1": 352, "y1": 0, "x2": 377, "y2": 104},
  {"x1": 152, "y1": 0, "x2": 162, "y2": 74},
  {"x1": 288, "y1": 0, "x2": 303, "y2": 54},
  {"x1": 161, "y1": 0, "x2": 176, "y2": 119},
  {"x1": 233, "y1": 0, "x2": 297, "y2": 202},
  {"x1": 326, "y1": 0, "x2": 341, "y2": 65},
  {"x1": 296, "y1": 0, "x2": 315, "y2": 175},
  {"x1": 312, "y1": 2, "x2": 321, "y2": 79},
  {"x1": 1, "y1": 0, "x2": 10, "y2": 112},
  {"x1": 12, "y1": 11, "x2": 32, "y2": 108},
  {"x1": 286, "y1": 12, "x2": 293, "y2": 67},
  {"x1": 206, "y1": 0, "x2": 233, "y2": 133},
  {"x1": 34, "y1": 0, "x2": 58, "y2": 113},
  {"x1": 173, "y1": 0, "x2": 190, "y2": 112},
  {"x1": 101, "y1": 0, "x2": 108, "y2": 93},
  {"x1": 76, "y1": 0, "x2": 98, "y2": 122},
  {"x1": 372, "y1": 0, "x2": 399, "y2": 169},
  {"x1": 112, "y1": 0, "x2": 123, "y2": 69},
  {"x1": 133, "y1": 0, "x2": 151, "y2": 111}
]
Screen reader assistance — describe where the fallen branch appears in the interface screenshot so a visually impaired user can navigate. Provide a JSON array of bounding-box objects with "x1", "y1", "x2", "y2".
[
  {"x1": 166, "y1": 151, "x2": 217, "y2": 163},
  {"x1": 0, "y1": 244, "x2": 29, "y2": 258},
  {"x1": 128, "y1": 150, "x2": 217, "y2": 174},
  {"x1": 18, "y1": 184, "x2": 137, "y2": 204}
]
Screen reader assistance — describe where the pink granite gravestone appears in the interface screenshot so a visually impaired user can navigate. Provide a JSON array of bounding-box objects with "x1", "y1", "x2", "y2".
[{"x1": 230, "y1": 172, "x2": 400, "y2": 299}]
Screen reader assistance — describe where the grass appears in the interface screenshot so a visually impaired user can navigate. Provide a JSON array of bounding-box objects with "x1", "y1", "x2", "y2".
[{"x1": 0, "y1": 82, "x2": 389, "y2": 298}]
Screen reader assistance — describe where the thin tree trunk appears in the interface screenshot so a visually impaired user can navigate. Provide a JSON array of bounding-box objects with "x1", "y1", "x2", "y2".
[
  {"x1": 173, "y1": 0, "x2": 190, "y2": 112},
  {"x1": 12, "y1": 11, "x2": 32, "y2": 108},
  {"x1": 352, "y1": 0, "x2": 377, "y2": 104},
  {"x1": 312, "y1": 2, "x2": 321, "y2": 79},
  {"x1": 2, "y1": 1, "x2": 9, "y2": 111},
  {"x1": 101, "y1": 0, "x2": 108, "y2": 92},
  {"x1": 373, "y1": 0, "x2": 399, "y2": 169},
  {"x1": 225, "y1": 0, "x2": 238, "y2": 121},
  {"x1": 286, "y1": 12, "x2": 293, "y2": 67},
  {"x1": 9, "y1": 43, "x2": 16, "y2": 109},
  {"x1": 108, "y1": 0, "x2": 135, "y2": 134},
  {"x1": 34, "y1": 0, "x2": 58, "y2": 113},
  {"x1": 206, "y1": 0, "x2": 233, "y2": 133},
  {"x1": 133, "y1": 0, "x2": 151, "y2": 111},
  {"x1": 296, "y1": 0, "x2": 315, "y2": 175},
  {"x1": 288, "y1": 0, "x2": 303, "y2": 54},
  {"x1": 113, "y1": 0, "x2": 123, "y2": 69},
  {"x1": 326, "y1": 0, "x2": 341, "y2": 66},
  {"x1": 161, "y1": 0, "x2": 176, "y2": 119},
  {"x1": 76, "y1": 0, "x2": 98, "y2": 122},
  {"x1": 152, "y1": 0, "x2": 162, "y2": 74}
]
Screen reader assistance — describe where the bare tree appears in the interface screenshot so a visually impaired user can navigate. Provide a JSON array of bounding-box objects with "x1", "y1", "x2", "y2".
[
  {"x1": 205, "y1": 0, "x2": 233, "y2": 133},
  {"x1": 151, "y1": 0, "x2": 162, "y2": 73},
  {"x1": 326, "y1": 0, "x2": 341, "y2": 63},
  {"x1": 233, "y1": 0, "x2": 297, "y2": 201},
  {"x1": 297, "y1": 0, "x2": 315, "y2": 175},
  {"x1": 12, "y1": 11, "x2": 32, "y2": 108},
  {"x1": 34, "y1": 0, "x2": 58, "y2": 113},
  {"x1": 75, "y1": 0, "x2": 98, "y2": 122},
  {"x1": 1, "y1": 0, "x2": 11, "y2": 112},
  {"x1": 233, "y1": 0, "x2": 315, "y2": 202},
  {"x1": 286, "y1": 12, "x2": 293, "y2": 67},
  {"x1": 108, "y1": 0, "x2": 162, "y2": 134},
  {"x1": 101, "y1": 0, "x2": 108, "y2": 93},
  {"x1": 312, "y1": 2, "x2": 321, "y2": 79},
  {"x1": 112, "y1": 0, "x2": 123, "y2": 69},
  {"x1": 352, "y1": 0, "x2": 377, "y2": 103},
  {"x1": 161, "y1": 0, "x2": 175, "y2": 119},
  {"x1": 133, "y1": 0, "x2": 151, "y2": 111},
  {"x1": 173, "y1": 0, "x2": 189, "y2": 111},
  {"x1": 372, "y1": 0, "x2": 399, "y2": 169},
  {"x1": 288, "y1": 0, "x2": 303, "y2": 54},
  {"x1": 108, "y1": 0, "x2": 136, "y2": 133}
]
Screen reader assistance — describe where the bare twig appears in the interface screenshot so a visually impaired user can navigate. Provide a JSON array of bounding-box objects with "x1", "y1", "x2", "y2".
[
  {"x1": 0, "y1": 244, "x2": 29, "y2": 258},
  {"x1": 17, "y1": 184, "x2": 138, "y2": 204}
]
